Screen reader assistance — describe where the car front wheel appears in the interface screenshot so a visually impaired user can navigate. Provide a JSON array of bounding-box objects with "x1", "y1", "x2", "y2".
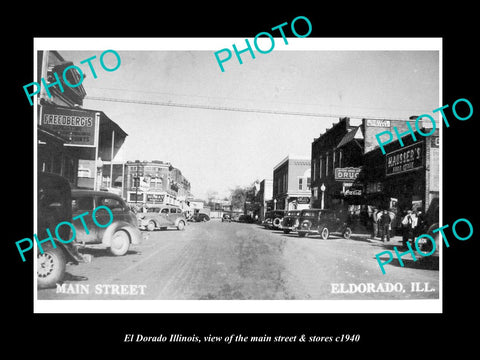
[
  {"x1": 320, "y1": 227, "x2": 329, "y2": 240},
  {"x1": 177, "y1": 220, "x2": 186, "y2": 230},
  {"x1": 110, "y1": 230, "x2": 130, "y2": 256},
  {"x1": 343, "y1": 227, "x2": 352, "y2": 239},
  {"x1": 147, "y1": 220, "x2": 156, "y2": 231},
  {"x1": 37, "y1": 246, "x2": 66, "y2": 289}
]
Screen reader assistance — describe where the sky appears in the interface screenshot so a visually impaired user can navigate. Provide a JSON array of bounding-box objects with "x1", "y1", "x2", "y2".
[{"x1": 58, "y1": 39, "x2": 440, "y2": 199}]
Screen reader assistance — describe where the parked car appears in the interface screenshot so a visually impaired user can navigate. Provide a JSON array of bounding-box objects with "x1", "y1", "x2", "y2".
[
  {"x1": 37, "y1": 172, "x2": 91, "y2": 289},
  {"x1": 222, "y1": 213, "x2": 232, "y2": 222},
  {"x1": 263, "y1": 210, "x2": 286, "y2": 230},
  {"x1": 297, "y1": 209, "x2": 352, "y2": 239},
  {"x1": 137, "y1": 204, "x2": 187, "y2": 230},
  {"x1": 281, "y1": 210, "x2": 301, "y2": 234},
  {"x1": 414, "y1": 198, "x2": 440, "y2": 258},
  {"x1": 71, "y1": 190, "x2": 142, "y2": 255},
  {"x1": 238, "y1": 214, "x2": 254, "y2": 223},
  {"x1": 192, "y1": 213, "x2": 210, "y2": 222}
]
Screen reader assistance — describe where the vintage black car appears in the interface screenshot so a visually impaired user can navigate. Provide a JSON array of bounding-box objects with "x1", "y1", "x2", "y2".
[
  {"x1": 296, "y1": 209, "x2": 352, "y2": 239},
  {"x1": 221, "y1": 213, "x2": 232, "y2": 222},
  {"x1": 238, "y1": 214, "x2": 254, "y2": 223},
  {"x1": 192, "y1": 213, "x2": 210, "y2": 222},
  {"x1": 280, "y1": 210, "x2": 301, "y2": 234},
  {"x1": 263, "y1": 210, "x2": 286, "y2": 230},
  {"x1": 37, "y1": 172, "x2": 91, "y2": 289}
]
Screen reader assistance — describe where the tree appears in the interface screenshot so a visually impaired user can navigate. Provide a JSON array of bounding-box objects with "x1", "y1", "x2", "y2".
[{"x1": 230, "y1": 186, "x2": 247, "y2": 211}]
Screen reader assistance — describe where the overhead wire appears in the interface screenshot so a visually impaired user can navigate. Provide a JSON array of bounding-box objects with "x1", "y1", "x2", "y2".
[{"x1": 85, "y1": 95, "x2": 412, "y2": 121}]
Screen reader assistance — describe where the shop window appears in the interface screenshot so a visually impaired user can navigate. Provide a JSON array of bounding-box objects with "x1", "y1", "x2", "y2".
[
  {"x1": 325, "y1": 153, "x2": 329, "y2": 177},
  {"x1": 319, "y1": 157, "x2": 323, "y2": 179},
  {"x1": 129, "y1": 192, "x2": 144, "y2": 202}
]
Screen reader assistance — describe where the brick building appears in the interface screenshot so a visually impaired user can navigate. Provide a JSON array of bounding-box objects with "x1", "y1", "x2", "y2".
[
  {"x1": 123, "y1": 160, "x2": 191, "y2": 208},
  {"x1": 358, "y1": 128, "x2": 439, "y2": 217},
  {"x1": 272, "y1": 155, "x2": 311, "y2": 211},
  {"x1": 310, "y1": 116, "x2": 422, "y2": 210}
]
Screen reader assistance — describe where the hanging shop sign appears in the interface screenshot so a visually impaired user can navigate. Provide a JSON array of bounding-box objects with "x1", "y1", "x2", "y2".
[
  {"x1": 334, "y1": 167, "x2": 361, "y2": 181},
  {"x1": 41, "y1": 107, "x2": 97, "y2": 146},
  {"x1": 295, "y1": 197, "x2": 310, "y2": 204},
  {"x1": 385, "y1": 141, "x2": 424, "y2": 176},
  {"x1": 344, "y1": 189, "x2": 362, "y2": 196}
]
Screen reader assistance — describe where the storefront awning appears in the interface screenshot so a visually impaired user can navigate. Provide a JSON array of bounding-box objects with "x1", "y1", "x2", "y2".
[{"x1": 39, "y1": 104, "x2": 128, "y2": 161}]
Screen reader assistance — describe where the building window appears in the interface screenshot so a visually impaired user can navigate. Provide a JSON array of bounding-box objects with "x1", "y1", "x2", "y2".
[
  {"x1": 319, "y1": 157, "x2": 323, "y2": 179},
  {"x1": 325, "y1": 152, "x2": 329, "y2": 177},
  {"x1": 307, "y1": 177, "x2": 311, "y2": 190},
  {"x1": 339, "y1": 149, "x2": 343, "y2": 168},
  {"x1": 313, "y1": 162, "x2": 317, "y2": 181},
  {"x1": 298, "y1": 178, "x2": 303, "y2": 190}
]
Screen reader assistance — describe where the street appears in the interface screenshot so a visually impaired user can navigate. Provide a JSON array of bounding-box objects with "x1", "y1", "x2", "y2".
[{"x1": 37, "y1": 220, "x2": 439, "y2": 301}]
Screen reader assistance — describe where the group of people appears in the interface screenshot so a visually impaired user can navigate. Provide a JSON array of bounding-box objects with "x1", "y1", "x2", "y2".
[{"x1": 371, "y1": 207, "x2": 425, "y2": 247}]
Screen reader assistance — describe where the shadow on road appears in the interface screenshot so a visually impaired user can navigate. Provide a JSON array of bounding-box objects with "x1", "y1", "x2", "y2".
[
  {"x1": 373, "y1": 255, "x2": 439, "y2": 271},
  {"x1": 63, "y1": 272, "x2": 89, "y2": 282},
  {"x1": 78, "y1": 247, "x2": 140, "y2": 258}
]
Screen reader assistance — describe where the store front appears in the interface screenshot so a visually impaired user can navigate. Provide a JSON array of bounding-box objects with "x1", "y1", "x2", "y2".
[
  {"x1": 357, "y1": 130, "x2": 439, "y2": 232},
  {"x1": 39, "y1": 104, "x2": 127, "y2": 190}
]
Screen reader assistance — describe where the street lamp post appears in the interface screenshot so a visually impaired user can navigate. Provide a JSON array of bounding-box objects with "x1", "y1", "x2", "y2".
[
  {"x1": 320, "y1": 183, "x2": 326, "y2": 210},
  {"x1": 96, "y1": 157, "x2": 103, "y2": 191}
]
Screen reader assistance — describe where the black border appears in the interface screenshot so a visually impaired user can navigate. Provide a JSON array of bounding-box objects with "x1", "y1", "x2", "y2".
[{"x1": 8, "y1": 6, "x2": 479, "y2": 354}]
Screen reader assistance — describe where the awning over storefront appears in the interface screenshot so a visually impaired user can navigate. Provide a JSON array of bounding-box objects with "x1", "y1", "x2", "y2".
[{"x1": 39, "y1": 104, "x2": 128, "y2": 161}]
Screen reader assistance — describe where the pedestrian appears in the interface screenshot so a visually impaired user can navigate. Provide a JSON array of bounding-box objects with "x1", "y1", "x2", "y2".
[
  {"x1": 414, "y1": 209, "x2": 425, "y2": 237},
  {"x1": 401, "y1": 209, "x2": 417, "y2": 247},
  {"x1": 371, "y1": 207, "x2": 379, "y2": 238},
  {"x1": 378, "y1": 209, "x2": 391, "y2": 242}
]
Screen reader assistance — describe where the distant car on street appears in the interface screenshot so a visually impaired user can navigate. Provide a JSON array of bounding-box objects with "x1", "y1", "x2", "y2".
[
  {"x1": 238, "y1": 214, "x2": 254, "y2": 223},
  {"x1": 297, "y1": 208, "x2": 352, "y2": 239},
  {"x1": 222, "y1": 213, "x2": 232, "y2": 222},
  {"x1": 71, "y1": 189, "x2": 142, "y2": 255},
  {"x1": 263, "y1": 210, "x2": 286, "y2": 230},
  {"x1": 37, "y1": 172, "x2": 91, "y2": 289},
  {"x1": 192, "y1": 213, "x2": 210, "y2": 222},
  {"x1": 137, "y1": 204, "x2": 187, "y2": 230},
  {"x1": 281, "y1": 210, "x2": 301, "y2": 234}
]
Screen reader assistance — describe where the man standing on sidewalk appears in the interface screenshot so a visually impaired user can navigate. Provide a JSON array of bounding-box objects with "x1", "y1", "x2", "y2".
[
  {"x1": 378, "y1": 209, "x2": 391, "y2": 242},
  {"x1": 401, "y1": 209, "x2": 418, "y2": 247},
  {"x1": 371, "y1": 206, "x2": 380, "y2": 239}
]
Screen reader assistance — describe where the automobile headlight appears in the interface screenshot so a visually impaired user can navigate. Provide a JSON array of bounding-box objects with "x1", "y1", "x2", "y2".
[{"x1": 301, "y1": 220, "x2": 311, "y2": 229}]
